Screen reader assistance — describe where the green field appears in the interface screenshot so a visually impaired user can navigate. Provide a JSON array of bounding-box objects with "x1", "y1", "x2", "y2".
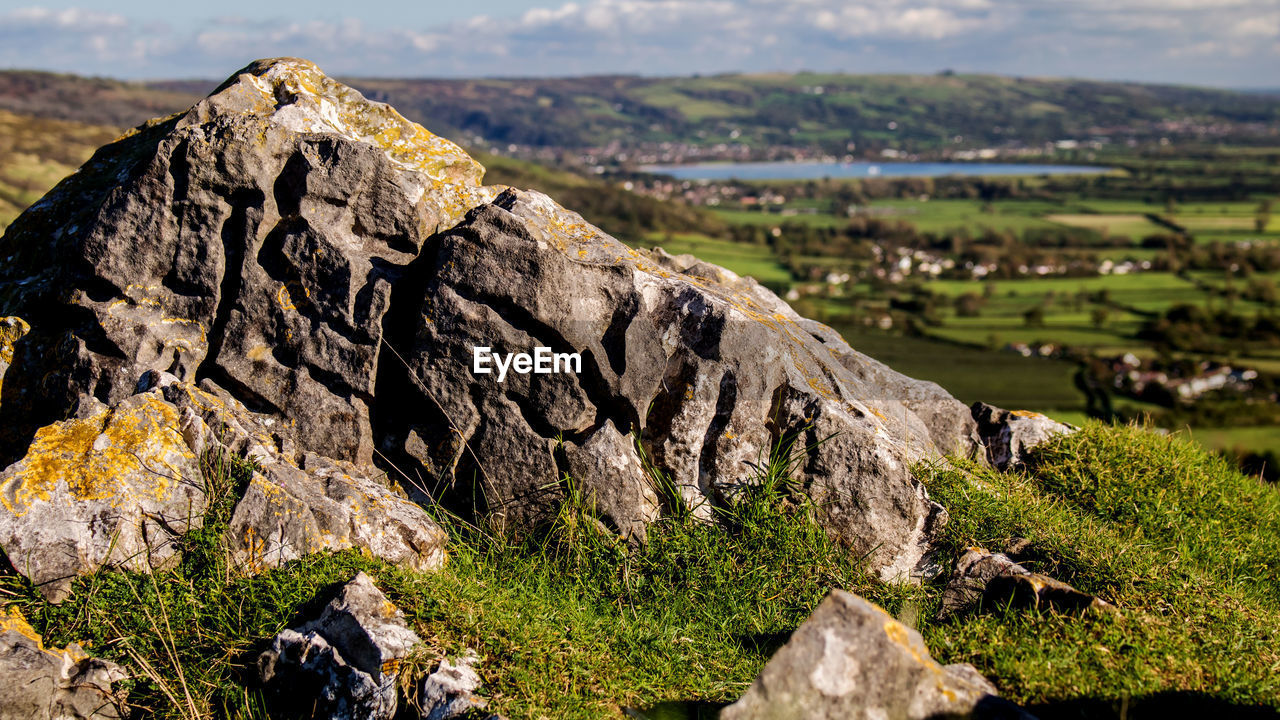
[{"x1": 634, "y1": 232, "x2": 794, "y2": 286}]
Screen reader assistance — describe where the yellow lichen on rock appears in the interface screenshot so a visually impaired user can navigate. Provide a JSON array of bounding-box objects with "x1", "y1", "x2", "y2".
[
  {"x1": 0, "y1": 393, "x2": 193, "y2": 517},
  {"x1": 1, "y1": 606, "x2": 45, "y2": 648},
  {"x1": 0, "y1": 315, "x2": 30, "y2": 397}
]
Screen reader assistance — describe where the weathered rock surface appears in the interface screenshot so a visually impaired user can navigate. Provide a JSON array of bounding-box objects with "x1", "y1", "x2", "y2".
[
  {"x1": 942, "y1": 547, "x2": 1111, "y2": 616},
  {"x1": 0, "y1": 607, "x2": 127, "y2": 719},
  {"x1": 259, "y1": 572, "x2": 420, "y2": 720},
  {"x1": 0, "y1": 369, "x2": 445, "y2": 599},
  {"x1": 0, "y1": 57, "x2": 984, "y2": 582},
  {"x1": 721, "y1": 589, "x2": 1033, "y2": 720},
  {"x1": 972, "y1": 403, "x2": 1074, "y2": 471},
  {"x1": 386, "y1": 188, "x2": 971, "y2": 578},
  {"x1": 0, "y1": 390, "x2": 206, "y2": 601}
]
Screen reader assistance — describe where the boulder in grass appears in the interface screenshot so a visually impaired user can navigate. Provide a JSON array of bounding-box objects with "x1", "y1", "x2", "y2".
[
  {"x1": 972, "y1": 403, "x2": 1075, "y2": 471},
  {"x1": 720, "y1": 589, "x2": 1036, "y2": 720},
  {"x1": 0, "y1": 391, "x2": 206, "y2": 601},
  {"x1": 259, "y1": 572, "x2": 421, "y2": 720}
]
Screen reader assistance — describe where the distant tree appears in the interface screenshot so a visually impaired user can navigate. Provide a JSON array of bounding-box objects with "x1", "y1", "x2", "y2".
[
  {"x1": 1256, "y1": 200, "x2": 1273, "y2": 234},
  {"x1": 1023, "y1": 306, "x2": 1045, "y2": 327},
  {"x1": 1091, "y1": 307, "x2": 1110, "y2": 328},
  {"x1": 954, "y1": 292, "x2": 983, "y2": 317}
]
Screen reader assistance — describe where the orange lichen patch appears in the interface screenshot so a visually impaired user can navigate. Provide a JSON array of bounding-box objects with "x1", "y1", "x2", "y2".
[
  {"x1": 882, "y1": 620, "x2": 935, "y2": 669},
  {"x1": 0, "y1": 394, "x2": 194, "y2": 517},
  {"x1": 1010, "y1": 410, "x2": 1045, "y2": 419},
  {"x1": 276, "y1": 283, "x2": 296, "y2": 311},
  {"x1": 0, "y1": 316, "x2": 31, "y2": 365},
  {"x1": 1, "y1": 606, "x2": 44, "y2": 647},
  {"x1": 236, "y1": 59, "x2": 485, "y2": 185}
]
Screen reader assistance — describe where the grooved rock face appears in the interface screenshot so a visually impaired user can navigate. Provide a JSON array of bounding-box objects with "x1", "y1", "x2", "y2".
[
  {"x1": 0, "y1": 57, "x2": 978, "y2": 584},
  {"x1": 388, "y1": 189, "x2": 970, "y2": 578},
  {"x1": 0, "y1": 57, "x2": 493, "y2": 466}
]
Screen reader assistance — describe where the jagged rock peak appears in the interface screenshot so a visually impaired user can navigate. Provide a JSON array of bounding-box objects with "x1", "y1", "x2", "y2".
[{"x1": 196, "y1": 57, "x2": 484, "y2": 185}]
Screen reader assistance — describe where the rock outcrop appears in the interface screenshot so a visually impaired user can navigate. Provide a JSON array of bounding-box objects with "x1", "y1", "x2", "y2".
[
  {"x1": 0, "y1": 57, "x2": 985, "y2": 584},
  {"x1": 721, "y1": 589, "x2": 1032, "y2": 720},
  {"x1": 0, "y1": 607, "x2": 126, "y2": 719},
  {"x1": 972, "y1": 403, "x2": 1074, "y2": 471},
  {"x1": 258, "y1": 572, "x2": 421, "y2": 720}
]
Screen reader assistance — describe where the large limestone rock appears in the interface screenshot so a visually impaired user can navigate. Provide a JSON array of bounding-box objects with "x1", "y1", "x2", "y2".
[
  {"x1": 0, "y1": 607, "x2": 127, "y2": 719},
  {"x1": 0, "y1": 57, "x2": 980, "y2": 582},
  {"x1": 0, "y1": 391, "x2": 206, "y2": 601},
  {"x1": 720, "y1": 590, "x2": 1030, "y2": 720},
  {"x1": 258, "y1": 572, "x2": 421, "y2": 720}
]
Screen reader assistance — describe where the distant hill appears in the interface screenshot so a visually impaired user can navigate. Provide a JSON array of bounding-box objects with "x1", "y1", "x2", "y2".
[
  {"x1": 345, "y1": 73, "x2": 1280, "y2": 155},
  {"x1": 1, "y1": 70, "x2": 1277, "y2": 159},
  {"x1": 0, "y1": 109, "x2": 120, "y2": 230}
]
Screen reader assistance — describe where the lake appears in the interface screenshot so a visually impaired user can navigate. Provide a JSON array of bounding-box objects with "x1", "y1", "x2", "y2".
[{"x1": 640, "y1": 160, "x2": 1112, "y2": 181}]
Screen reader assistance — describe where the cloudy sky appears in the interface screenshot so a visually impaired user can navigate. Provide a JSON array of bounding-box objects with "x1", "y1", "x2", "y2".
[{"x1": 1, "y1": 0, "x2": 1277, "y2": 86}]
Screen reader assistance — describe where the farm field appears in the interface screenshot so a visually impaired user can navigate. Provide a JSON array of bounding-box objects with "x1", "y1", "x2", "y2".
[{"x1": 636, "y1": 232, "x2": 793, "y2": 287}]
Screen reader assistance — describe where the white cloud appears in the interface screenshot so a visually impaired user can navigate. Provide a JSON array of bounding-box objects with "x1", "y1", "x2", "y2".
[{"x1": 0, "y1": 1, "x2": 1275, "y2": 85}]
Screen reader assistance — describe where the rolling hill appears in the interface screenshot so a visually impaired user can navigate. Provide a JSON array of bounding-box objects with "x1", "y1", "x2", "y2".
[{"x1": 2, "y1": 69, "x2": 1277, "y2": 161}]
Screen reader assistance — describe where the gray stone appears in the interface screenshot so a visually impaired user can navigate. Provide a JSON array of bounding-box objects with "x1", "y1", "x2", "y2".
[
  {"x1": 0, "y1": 391, "x2": 206, "y2": 602},
  {"x1": 720, "y1": 589, "x2": 1033, "y2": 720},
  {"x1": 259, "y1": 572, "x2": 421, "y2": 720},
  {"x1": 162, "y1": 381, "x2": 448, "y2": 574},
  {"x1": 561, "y1": 420, "x2": 658, "y2": 542},
  {"x1": 972, "y1": 403, "x2": 1075, "y2": 471},
  {"x1": 0, "y1": 607, "x2": 126, "y2": 720},
  {"x1": 0, "y1": 57, "x2": 495, "y2": 468},
  {"x1": 941, "y1": 547, "x2": 1032, "y2": 618}
]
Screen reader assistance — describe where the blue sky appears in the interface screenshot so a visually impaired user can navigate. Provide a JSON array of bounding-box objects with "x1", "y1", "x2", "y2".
[{"x1": 1, "y1": 0, "x2": 1277, "y2": 86}]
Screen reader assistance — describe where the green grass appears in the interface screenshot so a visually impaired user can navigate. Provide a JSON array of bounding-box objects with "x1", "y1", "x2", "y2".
[
  {"x1": 627, "y1": 232, "x2": 794, "y2": 287},
  {"x1": 5, "y1": 422, "x2": 1279, "y2": 719},
  {"x1": 920, "y1": 424, "x2": 1280, "y2": 716}
]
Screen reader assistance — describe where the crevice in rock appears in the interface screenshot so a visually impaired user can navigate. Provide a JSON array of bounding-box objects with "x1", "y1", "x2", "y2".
[
  {"x1": 601, "y1": 294, "x2": 638, "y2": 379},
  {"x1": 194, "y1": 187, "x2": 270, "y2": 413},
  {"x1": 698, "y1": 369, "x2": 737, "y2": 501}
]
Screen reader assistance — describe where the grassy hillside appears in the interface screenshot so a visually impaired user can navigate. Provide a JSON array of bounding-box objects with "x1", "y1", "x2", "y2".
[
  {"x1": 345, "y1": 72, "x2": 1280, "y2": 154},
  {"x1": 0, "y1": 71, "x2": 197, "y2": 128},
  {"x1": 3, "y1": 423, "x2": 1277, "y2": 718},
  {"x1": 3, "y1": 69, "x2": 1277, "y2": 158},
  {"x1": 0, "y1": 110, "x2": 120, "y2": 231}
]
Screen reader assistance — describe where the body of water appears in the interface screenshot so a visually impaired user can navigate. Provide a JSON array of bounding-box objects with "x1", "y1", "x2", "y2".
[{"x1": 641, "y1": 160, "x2": 1112, "y2": 181}]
